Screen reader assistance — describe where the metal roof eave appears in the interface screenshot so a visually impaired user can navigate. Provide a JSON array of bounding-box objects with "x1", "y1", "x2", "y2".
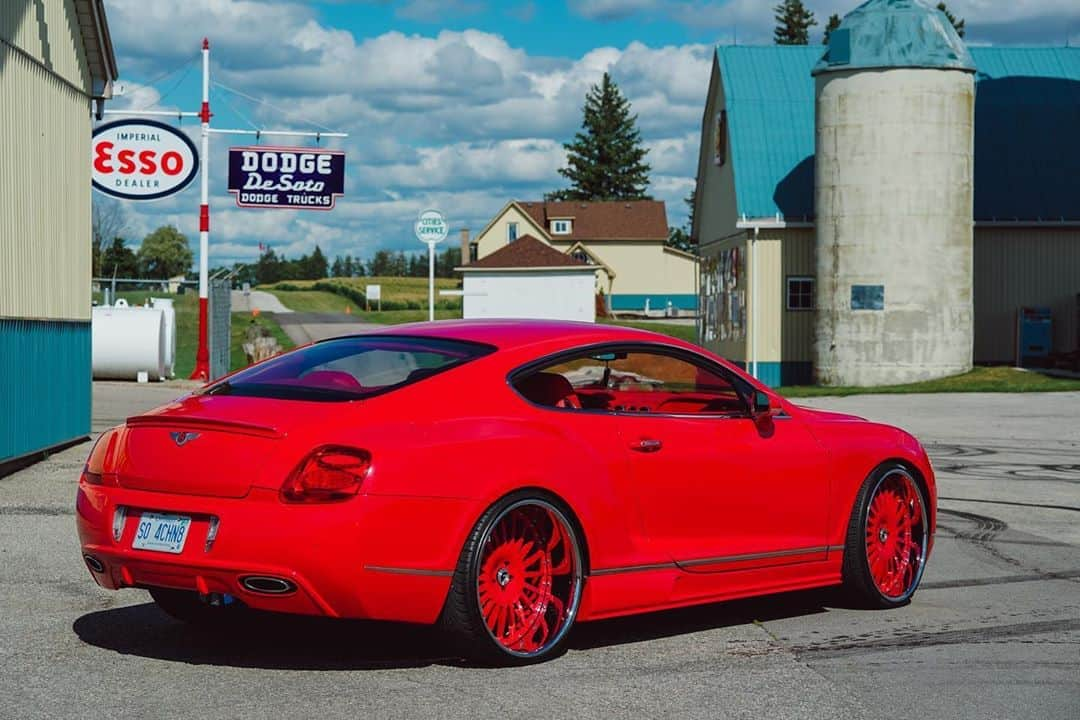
[{"x1": 75, "y1": 0, "x2": 119, "y2": 99}]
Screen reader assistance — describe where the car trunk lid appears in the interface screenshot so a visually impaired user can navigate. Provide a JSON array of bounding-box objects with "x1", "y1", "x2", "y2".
[{"x1": 114, "y1": 396, "x2": 294, "y2": 499}]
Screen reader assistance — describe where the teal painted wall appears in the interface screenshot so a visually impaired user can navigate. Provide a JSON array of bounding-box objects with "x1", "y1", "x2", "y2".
[
  {"x1": 728, "y1": 360, "x2": 813, "y2": 388},
  {"x1": 610, "y1": 294, "x2": 698, "y2": 311},
  {"x1": 0, "y1": 319, "x2": 91, "y2": 462}
]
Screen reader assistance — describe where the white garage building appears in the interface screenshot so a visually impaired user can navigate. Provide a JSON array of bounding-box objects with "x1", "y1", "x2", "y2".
[{"x1": 457, "y1": 236, "x2": 596, "y2": 323}]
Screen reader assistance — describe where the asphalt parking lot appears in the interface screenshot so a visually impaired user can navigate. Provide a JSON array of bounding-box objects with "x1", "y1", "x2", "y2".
[{"x1": 1, "y1": 383, "x2": 1077, "y2": 719}]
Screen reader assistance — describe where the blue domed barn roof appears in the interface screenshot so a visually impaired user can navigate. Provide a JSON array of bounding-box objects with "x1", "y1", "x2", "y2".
[{"x1": 813, "y1": 0, "x2": 975, "y2": 75}]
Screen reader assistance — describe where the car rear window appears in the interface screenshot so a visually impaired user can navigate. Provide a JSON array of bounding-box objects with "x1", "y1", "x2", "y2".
[{"x1": 201, "y1": 335, "x2": 493, "y2": 401}]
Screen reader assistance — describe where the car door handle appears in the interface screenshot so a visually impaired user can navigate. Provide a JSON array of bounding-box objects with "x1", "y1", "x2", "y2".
[{"x1": 631, "y1": 438, "x2": 663, "y2": 453}]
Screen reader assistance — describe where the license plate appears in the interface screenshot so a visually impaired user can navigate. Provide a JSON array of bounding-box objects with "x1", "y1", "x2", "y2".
[{"x1": 132, "y1": 512, "x2": 192, "y2": 554}]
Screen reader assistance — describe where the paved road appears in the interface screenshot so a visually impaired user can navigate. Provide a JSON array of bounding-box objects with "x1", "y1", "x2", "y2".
[
  {"x1": 231, "y1": 289, "x2": 293, "y2": 314},
  {"x1": 275, "y1": 311, "x2": 385, "y2": 345},
  {"x1": 1, "y1": 384, "x2": 1077, "y2": 719}
]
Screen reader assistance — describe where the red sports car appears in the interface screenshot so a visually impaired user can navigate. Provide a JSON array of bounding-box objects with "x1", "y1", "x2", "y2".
[{"x1": 77, "y1": 320, "x2": 935, "y2": 663}]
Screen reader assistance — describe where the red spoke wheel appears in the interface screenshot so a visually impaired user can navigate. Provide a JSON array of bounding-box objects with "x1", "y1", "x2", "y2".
[
  {"x1": 440, "y1": 493, "x2": 583, "y2": 664},
  {"x1": 842, "y1": 464, "x2": 930, "y2": 608}
]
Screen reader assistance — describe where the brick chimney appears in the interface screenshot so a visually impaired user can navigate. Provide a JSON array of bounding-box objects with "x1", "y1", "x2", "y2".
[{"x1": 460, "y1": 227, "x2": 471, "y2": 265}]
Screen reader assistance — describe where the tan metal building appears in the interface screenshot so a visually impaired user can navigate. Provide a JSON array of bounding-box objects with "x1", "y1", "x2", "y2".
[
  {"x1": 1, "y1": 0, "x2": 117, "y2": 466},
  {"x1": 693, "y1": 43, "x2": 1080, "y2": 387}
]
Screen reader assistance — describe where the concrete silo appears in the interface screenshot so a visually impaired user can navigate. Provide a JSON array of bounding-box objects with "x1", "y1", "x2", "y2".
[{"x1": 813, "y1": 0, "x2": 975, "y2": 386}]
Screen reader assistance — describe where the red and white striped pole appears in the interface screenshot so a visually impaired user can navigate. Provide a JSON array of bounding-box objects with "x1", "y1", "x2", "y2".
[{"x1": 190, "y1": 37, "x2": 212, "y2": 380}]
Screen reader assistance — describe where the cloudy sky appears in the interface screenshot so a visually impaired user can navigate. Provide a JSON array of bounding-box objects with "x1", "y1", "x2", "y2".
[{"x1": 100, "y1": 0, "x2": 1080, "y2": 268}]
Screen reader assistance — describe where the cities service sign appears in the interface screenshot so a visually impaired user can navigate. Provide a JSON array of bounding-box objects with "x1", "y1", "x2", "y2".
[
  {"x1": 227, "y1": 146, "x2": 345, "y2": 210},
  {"x1": 91, "y1": 119, "x2": 199, "y2": 201}
]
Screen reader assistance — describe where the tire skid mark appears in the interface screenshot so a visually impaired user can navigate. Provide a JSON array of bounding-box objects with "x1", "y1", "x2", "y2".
[
  {"x1": 937, "y1": 508, "x2": 1024, "y2": 570},
  {"x1": 922, "y1": 568, "x2": 1080, "y2": 590},
  {"x1": 792, "y1": 618, "x2": 1080, "y2": 660}
]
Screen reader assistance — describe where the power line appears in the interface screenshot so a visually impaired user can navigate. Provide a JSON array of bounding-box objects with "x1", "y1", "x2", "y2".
[{"x1": 212, "y1": 81, "x2": 337, "y2": 133}]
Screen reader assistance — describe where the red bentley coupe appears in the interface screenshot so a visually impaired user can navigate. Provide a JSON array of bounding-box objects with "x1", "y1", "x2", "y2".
[{"x1": 77, "y1": 320, "x2": 935, "y2": 663}]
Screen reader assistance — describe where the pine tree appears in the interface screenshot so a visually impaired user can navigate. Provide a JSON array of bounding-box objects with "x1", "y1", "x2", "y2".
[
  {"x1": 551, "y1": 72, "x2": 651, "y2": 201},
  {"x1": 936, "y1": 2, "x2": 965, "y2": 38},
  {"x1": 774, "y1": 0, "x2": 816, "y2": 45},
  {"x1": 823, "y1": 13, "x2": 841, "y2": 44},
  {"x1": 331, "y1": 256, "x2": 344, "y2": 278},
  {"x1": 666, "y1": 189, "x2": 697, "y2": 253}
]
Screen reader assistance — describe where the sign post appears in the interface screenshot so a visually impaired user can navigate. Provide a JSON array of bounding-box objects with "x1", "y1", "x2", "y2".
[
  {"x1": 414, "y1": 210, "x2": 448, "y2": 321},
  {"x1": 96, "y1": 38, "x2": 348, "y2": 381}
]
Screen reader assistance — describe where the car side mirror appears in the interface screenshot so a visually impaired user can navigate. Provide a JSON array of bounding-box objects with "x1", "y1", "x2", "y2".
[{"x1": 752, "y1": 390, "x2": 779, "y2": 418}]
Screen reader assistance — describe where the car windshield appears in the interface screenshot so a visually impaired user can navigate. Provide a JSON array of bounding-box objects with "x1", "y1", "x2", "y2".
[{"x1": 200, "y1": 335, "x2": 493, "y2": 401}]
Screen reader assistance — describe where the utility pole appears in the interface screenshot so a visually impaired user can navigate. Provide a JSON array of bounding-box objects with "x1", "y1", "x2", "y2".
[{"x1": 101, "y1": 38, "x2": 347, "y2": 380}]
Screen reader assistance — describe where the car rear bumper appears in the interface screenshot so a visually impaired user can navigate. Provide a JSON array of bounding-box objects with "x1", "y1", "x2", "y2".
[{"x1": 76, "y1": 481, "x2": 481, "y2": 624}]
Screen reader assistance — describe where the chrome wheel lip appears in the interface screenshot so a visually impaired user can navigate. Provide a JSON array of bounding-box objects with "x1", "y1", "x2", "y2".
[
  {"x1": 474, "y1": 498, "x2": 584, "y2": 658},
  {"x1": 864, "y1": 468, "x2": 929, "y2": 602}
]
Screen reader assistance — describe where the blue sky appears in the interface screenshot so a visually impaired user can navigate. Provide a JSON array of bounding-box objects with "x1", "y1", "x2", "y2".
[{"x1": 99, "y1": 0, "x2": 1080, "y2": 269}]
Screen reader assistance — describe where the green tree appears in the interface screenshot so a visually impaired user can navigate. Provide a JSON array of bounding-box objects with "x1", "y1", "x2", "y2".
[
  {"x1": 435, "y1": 245, "x2": 462, "y2": 278},
  {"x1": 137, "y1": 225, "x2": 193, "y2": 279},
  {"x1": 551, "y1": 72, "x2": 651, "y2": 201},
  {"x1": 92, "y1": 198, "x2": 126, "y2": 277},
  {"x1": 666, "y1": 189, "x2": 697, "y2": 253},
  {"x1": 774, "y1": 0, "x2": 816, "y2": 45},
  {"x1": 254, "y1": 248, "x2": 284, "y2": 285},
  {"x1": 936, "y1": 2, "x2": 965, "y2": 37},
  {"x1": 331, "y1": 255, "x2": 345, "y2": 278},
  {"x1": 306, "y1": 245, "x2": 328, "y2": 279},
  {"x1": 367, "y1": 250, "x2": 393, "y2": 277},
  {"x1": 100, "y1": 237, "x2": 138, "y2": 278},
  {"x1": 823, "y1": 13, "x2": 841, "y2": 44}
]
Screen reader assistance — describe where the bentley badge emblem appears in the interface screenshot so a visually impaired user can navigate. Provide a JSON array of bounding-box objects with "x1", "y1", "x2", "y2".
[{"x1": 170, "y1": 431, "x2": 201, "y2": 446}]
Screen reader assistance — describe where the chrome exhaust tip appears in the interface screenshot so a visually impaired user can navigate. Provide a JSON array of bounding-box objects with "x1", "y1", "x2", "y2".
[
  {"x1": 239, "y1": 575, "x2": 296, "y2": 595},
  {"x1": 83, "y1": 555, "x2": 105, "y2": 573}
]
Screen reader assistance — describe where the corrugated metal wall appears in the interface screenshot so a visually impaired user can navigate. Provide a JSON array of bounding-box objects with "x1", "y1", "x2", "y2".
[
  {"x1": 973, "y1": 227, "x2": 1080, "y2": 363},
  {"x1": 1, "y1": 1, "x2": 95, "y2": 462},
  {"x1": 1, "y1": 2, "x2": 93, "y2": 321},
  {"x1": 0, "y1": 320, "x2": 91, "y2": 461},
  {"x1": 780, "y1": 229, "x2": 815, "y2": 362}
]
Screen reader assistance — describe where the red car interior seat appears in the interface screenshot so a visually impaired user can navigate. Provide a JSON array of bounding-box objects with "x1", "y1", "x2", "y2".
[{"x1": 515, "y1": 372, "x2": 581, "y2": 409}]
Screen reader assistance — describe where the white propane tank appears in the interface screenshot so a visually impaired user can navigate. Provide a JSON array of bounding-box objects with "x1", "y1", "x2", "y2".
[
  {"x1": 92, "y1": 304, "x2": 166, "y2": 381},
  {"x1": 150, "y1": 297, "x2": 177, "y2": 378}
]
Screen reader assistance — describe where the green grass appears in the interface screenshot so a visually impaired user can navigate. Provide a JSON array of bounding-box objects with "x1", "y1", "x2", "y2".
[
  {"x1": 261, "y1": 288, "x2": 366, "y2": 314},
  {"x1": 230, "y1": 315, "x2": 295, "y2": 372},
  {"x1": 602, "y1": 319, "x2": 697, "y2": 343},
  {"x1": 778, "y1": 366, "x2": 1080, "y2": 397},
  {"x1": 94, "y1": 290, "x2": 293, "y2": 377},
  {"x1": 260, "y1": 275, "x2": 461, "y2": 308},
  {"x1": 359, "y1": 308, "x2": 463, "y2": 324}
]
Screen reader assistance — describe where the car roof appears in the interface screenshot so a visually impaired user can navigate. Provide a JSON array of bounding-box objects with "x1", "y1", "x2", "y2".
[{"x1": 365, "y1": 319, "x2": 688, "y2": 351}]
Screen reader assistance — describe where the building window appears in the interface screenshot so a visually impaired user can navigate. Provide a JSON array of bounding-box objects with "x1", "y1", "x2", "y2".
[
  {"x1": 551, "y1": 220, "x2": 572, "y2": 235},
  {"x1": 507, "y1": 222, "x2": 518, "y2": 243},
  {"x1": 786, "y1": 276, "x2": 815, "y2": 310},
  {"x1": 469, "y1": 243, "x2": 478, "y2": 263},
  {"x1": 572, "y1": 249, "x2": 592, "y2": 264},
  {"x1": 714, "y1": 110, "x2": 727, "y2": 166},
  {"x1": 851, "y1": 284, "x2": 885, "y2": 311}
]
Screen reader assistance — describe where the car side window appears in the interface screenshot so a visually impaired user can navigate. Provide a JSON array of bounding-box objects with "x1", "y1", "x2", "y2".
[{"x1": 513, "y1": 348, "x2": 749, "y2": 416}]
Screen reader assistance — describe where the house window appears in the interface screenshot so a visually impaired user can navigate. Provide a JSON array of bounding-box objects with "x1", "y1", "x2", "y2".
[
  {"x1": 714, "y1": 110, "x2": 727, "y2": 166},
  {"x1": 786, "y1": 276, "x2": 815, "y2": 310},
  {"x1": 507, "y1": 222, "x2": 518, "y2": 243},
  {"x1": 551, "y1": 220, "x2": 572, "y2": 235},
  {"x1": 469, "y1": 243, "x2": 478, "y2": 263},
  {"x1": 572, "y1": 250, "x2": 592, "y2": 264}
]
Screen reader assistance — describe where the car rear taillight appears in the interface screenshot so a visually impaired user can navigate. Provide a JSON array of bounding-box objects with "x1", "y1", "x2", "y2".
[
  {"x1": 82, "y1": 429, "x2": 122, "y2": 486},
  {"x1": 280, "y1": 446, "x2": 371, "y2": 503}
]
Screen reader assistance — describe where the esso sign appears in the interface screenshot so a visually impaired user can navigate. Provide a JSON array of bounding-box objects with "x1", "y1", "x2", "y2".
[{"x1": 91, "y1": 119, "x2": 199, "y2": 201}]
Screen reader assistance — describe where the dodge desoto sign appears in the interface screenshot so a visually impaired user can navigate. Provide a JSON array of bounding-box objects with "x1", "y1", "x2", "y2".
[
  {"x1": 91, "y1": 119, "x2": 200, "y2": 201},
  {"x1": 227, "y1": 146, "x2": 345, "y2": 210}
]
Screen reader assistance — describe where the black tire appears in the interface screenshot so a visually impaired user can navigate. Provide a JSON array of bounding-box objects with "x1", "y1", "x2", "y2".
[
  {"x1": 841, "y1": 462, "x2": 930, "y2": 608},
  {"x1": 148, "y1": 587, "x2": 247, "y2": 626},
  {"x1": 438, "y1": 491, "x2": 584, "y2": 665}
]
